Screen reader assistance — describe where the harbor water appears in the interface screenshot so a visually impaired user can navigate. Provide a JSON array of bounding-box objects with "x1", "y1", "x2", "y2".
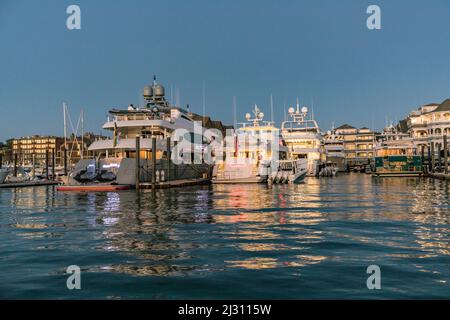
[{"x1": 0, "y1": 174, "x2": 449, "y2": 299}]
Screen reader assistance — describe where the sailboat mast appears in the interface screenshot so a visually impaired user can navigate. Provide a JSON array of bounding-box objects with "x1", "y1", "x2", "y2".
[
  {"x1": 81, "y1": 109, "x2": 84, "y2": 160},
  {"x1": 270, "y1": 94, "x2": 274, "y2": 125}
]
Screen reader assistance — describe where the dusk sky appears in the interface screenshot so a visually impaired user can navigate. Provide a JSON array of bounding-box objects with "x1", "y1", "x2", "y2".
[{"x1": 1, "y1": 0, "x2": 449, "y2": 141}]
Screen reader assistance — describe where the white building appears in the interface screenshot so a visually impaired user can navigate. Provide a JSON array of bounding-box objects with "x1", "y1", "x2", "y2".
[{"x1": 406, "y1": 99, "x2": 450, "y2": 152}]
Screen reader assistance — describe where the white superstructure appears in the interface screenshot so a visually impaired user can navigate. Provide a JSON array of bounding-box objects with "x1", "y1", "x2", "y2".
[{"x1": 281, "y1": 100, "x2": 323, "y2": 176}]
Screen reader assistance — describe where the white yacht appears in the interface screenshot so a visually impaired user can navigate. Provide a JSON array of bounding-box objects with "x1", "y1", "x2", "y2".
[
  {"x1": 66, "y1": 77, "x2": 221, "y2": 186},
  {"x1": 212, "y1": 105, "x2": 307, "y2": 184},
  {"x1": 281, "y1": 100, "x2": 324, "y2": 176}
]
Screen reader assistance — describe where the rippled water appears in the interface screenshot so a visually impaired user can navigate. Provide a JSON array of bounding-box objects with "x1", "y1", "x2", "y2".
[{"x1": 0, "y1": 174, "x2": 449, "y2": 299}]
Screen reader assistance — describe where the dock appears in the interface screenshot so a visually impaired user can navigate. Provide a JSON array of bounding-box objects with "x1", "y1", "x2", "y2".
[
  {"x1": 139, "y1": 178, "x2": 210, "y2": 189},
  {"x1": 428, "y1": 173, "x2": 450, "y2": 181},
  {"x1": 0, "y1": 180, "x2": 59, "y2": 189}
]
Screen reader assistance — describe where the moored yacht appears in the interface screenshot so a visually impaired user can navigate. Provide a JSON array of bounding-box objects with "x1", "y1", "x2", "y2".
[
  {"x1": 281, "y1": 100, "x2": 324, "y2": 176},
  {"x1": 212, "y1": 105, "x2": 307, "y2": 184},
  {"x1": 65, "y1": 77, "x2": 222, "y2": 186}
]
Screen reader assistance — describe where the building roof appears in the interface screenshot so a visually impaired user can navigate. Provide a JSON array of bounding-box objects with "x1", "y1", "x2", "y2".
[
  {"x1": 432, "y1": 99, "x2": 450, "y2": 113},
  {"x1": 336, "y1": 124, "x2": 356, "y2": 130},
  {"x1": 360, "y1": 127, "x2": 370, "y2": 130}
]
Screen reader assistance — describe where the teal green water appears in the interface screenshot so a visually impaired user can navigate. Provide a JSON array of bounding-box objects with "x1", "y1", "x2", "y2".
[{"x1": 0, "y1": 174, "x2": 449, "y2": 299}]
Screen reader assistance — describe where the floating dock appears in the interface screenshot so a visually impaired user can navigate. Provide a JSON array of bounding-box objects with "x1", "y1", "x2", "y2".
[
  {"x1": 428, "y1": 173, "x2": 450, "y2": 181},
  {"x1": 57, "y1": 184, "x2": 132, "y2": 192},
  {"x1": 139, "y1": 178, "x2": 210, "y2": 189},
  {"x1": 0, "y1": 180, "x2": 59, "y2": 189}
]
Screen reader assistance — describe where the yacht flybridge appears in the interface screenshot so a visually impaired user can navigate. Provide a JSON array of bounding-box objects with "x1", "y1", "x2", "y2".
[
  {"x1": 281, "y1": 99, "x2": 324, "y2": 176},
  {"x1": 212, "y1": 105, "x2": 307, "y2": 184}
]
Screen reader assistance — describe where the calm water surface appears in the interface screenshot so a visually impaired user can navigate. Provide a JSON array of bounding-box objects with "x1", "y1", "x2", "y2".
[{"x1": 0, "y1": 174, "x2": 449, "y2": 299}]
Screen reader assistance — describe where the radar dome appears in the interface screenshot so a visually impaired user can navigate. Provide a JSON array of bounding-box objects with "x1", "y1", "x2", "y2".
[
  {"x1": 258, "y1": 112, "x2": 264, "y2": 119},
  {"x1": 288, "y1": 107, "x2": 295, "y2": 114},
  {"x1": 154, "y1": 84, "x2": 165, "y2": 97},
  {"x1": 301, "y1": 106, "x2": 308, "y2": 114},
  {"x1": 143, "y1": 86, "x2": 153, "y2": 98},
  {"x1": 245, "y1": 113, "x2": 251, "y2": 120}
]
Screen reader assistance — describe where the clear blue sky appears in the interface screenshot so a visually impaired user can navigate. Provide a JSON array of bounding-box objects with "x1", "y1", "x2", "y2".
[{"x1": 1, "y1": 0, "x2": 449, "y2": 141}]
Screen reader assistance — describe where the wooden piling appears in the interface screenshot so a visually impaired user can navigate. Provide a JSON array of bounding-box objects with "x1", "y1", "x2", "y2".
[
  {"x1": 0, "y1": 154, "x2": 2, "y2": 169},
  {"x1": 32, "y1": 154, "x2": 35, "y2": 180},
  {"x1": 427, "y1": 145, "x2": 432, "y2": 173},
  {"x1": 152, "y1": 137, "x2": 157, "y2": 191},
  {"x1": 444, "y1": 135, "x2": 448, "y2": 175},
  {"x1": 438, "y1": 143, "x2": 442, "y2": 172},
  {"x1": 64, "y1": 147, "x2": 68, "y2": 176},
  {"x1": 166, "y1": 137, "x2": 171, "y2": 182},
  {"x1": 13, "y1": 153, "x2": 18, "y2": 177},
  {"x1": 421, "y1": 146, "x2": 425, "y2": 173},
  {"x1": 45, "y1": 149, "x2": 49, "y2": 180},
  {"x1": 52, "y1": 148, "x2": 56, "y2": 180},
  {"x1": 431, "y1": 143, "x2": 435, "y2": 173},
  {"x1": 135, "y1": 136, "x2": 140, "y2": 190}
]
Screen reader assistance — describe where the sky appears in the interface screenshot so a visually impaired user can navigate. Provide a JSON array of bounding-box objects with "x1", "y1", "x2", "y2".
[{"x1": 0, "y1": 0, "x2": 449, "y2": 141}]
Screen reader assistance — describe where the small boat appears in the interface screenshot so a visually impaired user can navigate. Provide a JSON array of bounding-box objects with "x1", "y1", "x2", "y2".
[{"x1": 273, "y1": 159, "x2": 308, "y2": 184}]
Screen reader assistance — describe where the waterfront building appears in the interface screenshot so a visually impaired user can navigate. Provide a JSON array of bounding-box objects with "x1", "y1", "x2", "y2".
[
  {"x1": 405, "y1": 99, "x2": 450, "y2": 153},
  {"x1": 11, "y1": 136, "x2": 64, "y2": 165},
  {"x1": 335, "y1": 124, "x2": 375, "y2": 169},
  {"x1": 10, "y1": 133, "x2": 99, "y2": 166}
]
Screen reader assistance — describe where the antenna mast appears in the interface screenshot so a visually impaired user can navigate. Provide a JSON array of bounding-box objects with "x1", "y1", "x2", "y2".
[{"x1": 233, "y1": 96, "x2": 237, "y2": 130}]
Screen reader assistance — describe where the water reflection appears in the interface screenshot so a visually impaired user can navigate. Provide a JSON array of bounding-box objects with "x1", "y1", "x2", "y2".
[{"x1": 0, "y1": 174, "x2": 449, "y2": 297}]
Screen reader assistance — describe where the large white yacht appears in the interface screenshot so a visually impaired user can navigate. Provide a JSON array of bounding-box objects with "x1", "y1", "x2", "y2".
[
  {"x1": 281, "y1": 100, "x2": 324, "y2": 176},
  {"x1": 212, "y1": 105, "x2": 307, "y2": 184},
  {"x1": 66, "y1": 77, "x2": 221, "y2": 186}
]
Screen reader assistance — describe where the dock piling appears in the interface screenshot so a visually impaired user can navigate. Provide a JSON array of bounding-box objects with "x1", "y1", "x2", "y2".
[
  {"x1": 152, "y1": 137, "x2": 157, "y2": 191},
  {"x1": 52, "y1": 148, "x2": 56, "y2": 180},
  {"x1": 431, "y1": 143, "x2": 435, "y2": 173},
  {"x1": 166, "y1": 137, "x2": 171, "y2": 182},
  {"x1": 0, "y1": 154, "x2": 2, "y2": 169},
  {"x1": 64, "y1": 148, "x2": 68, "y2": 176},
  {"x1": 135, "y1": 136, "x2": 141, "y2": 191},
  {"x1": 13, "y1": 153, "x2": 18, "y2": 177},
  {"x1": 444, "y1": 135, "x2": 448, "y2": 175},
  {"x1": 45, "y1": 149, "x2": 49, "y2": 180}
]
